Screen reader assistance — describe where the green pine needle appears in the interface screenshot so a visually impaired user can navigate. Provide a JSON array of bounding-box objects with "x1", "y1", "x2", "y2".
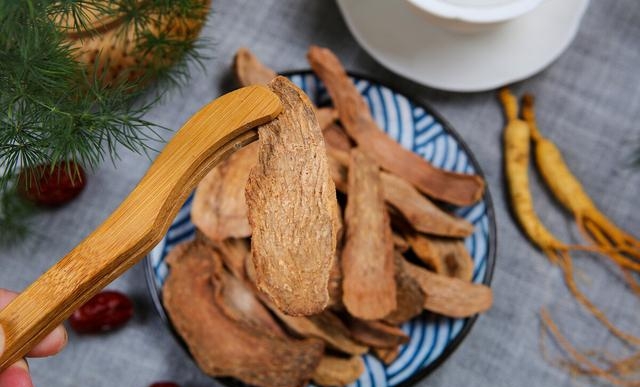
[{"x1": 0, "y1": 0, "x2": 208, "y2": 244}]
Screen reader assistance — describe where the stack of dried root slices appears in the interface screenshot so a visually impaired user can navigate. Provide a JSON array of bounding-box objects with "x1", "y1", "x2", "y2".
[{"x1": 162, "y1": 46, "x2": 493, "y2": 387}]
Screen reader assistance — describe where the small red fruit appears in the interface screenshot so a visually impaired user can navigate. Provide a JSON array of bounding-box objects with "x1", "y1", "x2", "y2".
[
  {"x1": 69, "y1": 290, "x2": 134, "y2": 334},
  {"x1": 149, "y1": 383, "x2": 181, "y2": 387},
  {"x1": 17, "y1": 160, "x2": 86, "y2": 206}
]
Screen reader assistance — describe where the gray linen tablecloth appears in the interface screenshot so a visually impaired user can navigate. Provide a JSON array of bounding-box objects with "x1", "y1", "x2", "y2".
[{"x1": 2, "y1": 1, "x2": 638, "y2": 386}]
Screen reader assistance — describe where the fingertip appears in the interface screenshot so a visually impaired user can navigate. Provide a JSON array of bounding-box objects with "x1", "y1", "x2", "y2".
[
  {"x1": 0, "y1": 324, "x2": 4, "y2": 356},
  {"x1": 27, "y1": 325, "x2": 67, "y2": 358},
  {"x1": 0, "y1": 359, "x2": 33, "y2": 387}
]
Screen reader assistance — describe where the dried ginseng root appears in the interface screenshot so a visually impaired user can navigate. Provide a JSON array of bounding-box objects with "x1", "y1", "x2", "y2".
[
  {"x1": 163, "y1": 241, "x2": 324, "y2": 387},
  {"x1": 312, "y1": 355, "x2": 365, "y2": 387},
  {"x1": 541, "y1": 309, "x2": 640, "y2": 387},
  {"x1": 501, "y1": 89, "x2": 640, "y2": 385},
  {"x1": 308, "y1": 45, "x2": 485, "y2": 206},
  {"x1": 246, "y1": 76, "x2": 340, "y2": 316},
  {"x1": 341, "y1": 148, "x2": 397, "y2": 320},
  {"x1": 402, "y1": 259, "x2": 492, "y2": 318},
  {"x1": 406, "y1": 233, "x2": 474, "y2": 281},
  {"x1": 522, "y1": 94, "x2": 640, "y2": 272},
  {"x1": 191, "y1": 142, "x2": 258, "y2": 242},
  {"x1": 500, "y1": 88, "x2": 640, "y2": 347}
]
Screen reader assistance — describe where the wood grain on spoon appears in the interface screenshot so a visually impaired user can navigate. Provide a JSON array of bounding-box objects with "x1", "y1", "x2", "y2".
[
  {"x1": 0, "y1": 85, "x2": 282, "y2": 371},
  {"x1": 308, "y1": 45, "x2": 485, "y2": 206}
]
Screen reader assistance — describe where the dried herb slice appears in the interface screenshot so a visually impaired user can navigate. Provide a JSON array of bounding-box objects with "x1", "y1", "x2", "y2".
[
  {"x1": 346, "y1": 319, "x2": 409, "y2": 349},
  {"x1": 192, "y1": 142, "x2": 258, "y2": 242},
  {"x1": 393, "y1": 232, "x2": 410, "y2": 253},
  {"x1": 407, "y1": 234, "x2": 474, "y2": 281},
  {"x1": 381, "y1": 172, "x2": 474, "y2": 238},
  {"x1": 246, "y1": 76, "x2": 340, "y2": 316},
  {"x1": 234, "y1": 47, "x2": 337, "y2": 131},
  {"x1": 402, "y1": 259, "x2": 492, "y2": 318},
  {"x1": 341, "y1": 148, "x2": 397, "y2": 320},
  {"x1": 266, "y1": 305, "x2": 368, "y2": 356},
  {"x1": 384, "y1": 254, "x2": 425, "y2": 325},
  {"x1": 327, "y1": 147, "x2": 473, "y2": 238},
  {"x1": 234, "y1": 47, "x2": 277, "y2": 86},
  {"x1": 163, "y1": 241, "x2": 324, "y2": 387},
  {"x1": 323, "y1": 123, "x2": 352, "y2": 153},
  {"x1": 210, "y1": 254, "x2": 287, "y2": 337},
  {"x1": 308, "y1": 45, "x2": 484, "y2": 206},
  {"x1": 312, "y1": 355, "x2": 365, "y2": 387},
  {"x1": 316, "y1": 107, "x2": 339, "y2": 130},
  {"x1": 209, "y1": 238, "x2": 251, "y2": 281},
  {"x1": 373, "y1": 347, "x2": 400, "y2": 365}
]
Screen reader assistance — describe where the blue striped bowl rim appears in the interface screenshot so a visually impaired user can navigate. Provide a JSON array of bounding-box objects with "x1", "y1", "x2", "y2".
[{"x1": 145, "y1": 70, "x2": 497, "y2": 387}]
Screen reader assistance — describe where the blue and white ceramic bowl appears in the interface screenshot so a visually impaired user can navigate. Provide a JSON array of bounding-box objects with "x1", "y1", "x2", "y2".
[{"x1": 145, "y1": 71, "x2": 496, "y2": 387}]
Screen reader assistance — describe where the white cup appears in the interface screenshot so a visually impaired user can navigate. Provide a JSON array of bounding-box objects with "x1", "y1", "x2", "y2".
[{"x1": 405, "y1": 0, "x2": 545, "y2": 33}]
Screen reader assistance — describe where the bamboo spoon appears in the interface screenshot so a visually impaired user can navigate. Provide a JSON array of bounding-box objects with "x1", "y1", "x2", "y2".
[{"x1": 0, "y1": 85, "x2": 282, "y2": 370}]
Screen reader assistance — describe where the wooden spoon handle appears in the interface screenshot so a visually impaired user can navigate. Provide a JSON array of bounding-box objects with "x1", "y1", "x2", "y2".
[{"x1": 0, "y1": 85, "x2": 282, "y2": 370}]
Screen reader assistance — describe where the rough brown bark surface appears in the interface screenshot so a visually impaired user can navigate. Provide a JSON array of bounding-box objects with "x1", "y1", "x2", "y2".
[
  {"x1": 341, "y1": 148, "x2": 396, "y2": 320},
  {"x1": 246, "y1": 76, "x2": 339, "y2": 316}
]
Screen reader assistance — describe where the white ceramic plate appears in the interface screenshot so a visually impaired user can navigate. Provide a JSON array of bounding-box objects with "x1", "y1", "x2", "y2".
[{"x1": 336, "y1": 0, "x2": 589, "y2": 92}]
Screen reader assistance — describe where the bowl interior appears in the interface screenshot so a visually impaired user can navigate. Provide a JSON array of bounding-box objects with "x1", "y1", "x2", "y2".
[
  {"x1": 145, "y1": 71, "x2": 496, "y2": 387},
  {"x1": 407, "y1": 0, "x2": 544, "y2": 23}
]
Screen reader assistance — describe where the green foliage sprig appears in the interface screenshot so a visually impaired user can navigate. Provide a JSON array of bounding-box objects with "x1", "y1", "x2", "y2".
[{"x1": 0, "y1": 0, "x2": 208, "y2": 243}]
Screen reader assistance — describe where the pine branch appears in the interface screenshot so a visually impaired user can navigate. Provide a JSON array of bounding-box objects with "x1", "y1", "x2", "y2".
[{"x1": 0, "y1": 0, "x2": 209, "y2": 243}]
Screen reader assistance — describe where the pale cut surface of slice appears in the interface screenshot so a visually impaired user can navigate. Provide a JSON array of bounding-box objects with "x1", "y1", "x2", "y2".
[
  {"x1": 341, "y1": 148, "x2": 396, "y2": 320},
  {"x1": 312, "y1": 355, "x2": 365, "y2": 387},
  {"x1": 402, "y1": 259, "x2": 492, "y2": 318},
  {"x1": 163, "y1": 241, "x2": 324, "y2": 387},
  {"x1": 308, "y1": 45, "x2": 485, "y2": 206},
  {"x1": 192, "y1": 141, "x2": 259, "y2": 242},
  {"x1": 246, "y1": 76, "x2": 339, "y2": 316}
]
